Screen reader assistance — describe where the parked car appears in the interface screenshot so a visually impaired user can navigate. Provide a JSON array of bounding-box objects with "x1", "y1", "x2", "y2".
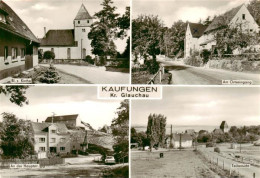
[{"x1": 105, "y1": 156, "x2": 116, "y2": 164}]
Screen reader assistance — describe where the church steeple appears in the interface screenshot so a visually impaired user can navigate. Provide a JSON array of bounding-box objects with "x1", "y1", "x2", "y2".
[{"x1": 74, "y1": 4, "x2": 92, "y2": 20}]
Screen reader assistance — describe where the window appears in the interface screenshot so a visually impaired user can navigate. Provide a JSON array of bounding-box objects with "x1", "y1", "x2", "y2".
[
  {"x1": 82, "y1": 29, "x2": 86, "y2": 32},
  {"x1": 39, "y1": 138, "x2": 45, "y2": 143},
  {"x1": 4, "y1": 46, "x2": 8, "y2": 60},
  {"x1": 250, "y1": 29, "x2": 253, "y2": 32},
  {"x1": 11, "y1": 47, "x2": 17, "y2": 60},
  {"x1": 39, "y1": 147, "x2": 46, "y2": 152},
  {"x1": 78, "y1": 20, "x2": 80, "y2": 24},
  {"x1": 50, "y1": 138, "x2": 56, "y2": 143},
  {"x1": 51, "y1": 129, "x2": 56, "y2": 133},
  {"x1": 21, "y1": 48, "x2": 25, "y2": 58},
  {"x1": 60, "y1": 138, "x2": 65, "y2": 142},
  {"x1": 60, "y1": 147, "x2": 65, "y2": 151},
  {"x1": 87, "y1": 20, "x2": 89, "y2": 23},
  {"x1": 242, "y1": 14, "x2": 245, "y2": 20},
  {"x1": 67, "y1": 48, "x2": 71, "y2": 59},
  {"x1": 51, "y1": 48, "x2": 54, "y2": 53}
]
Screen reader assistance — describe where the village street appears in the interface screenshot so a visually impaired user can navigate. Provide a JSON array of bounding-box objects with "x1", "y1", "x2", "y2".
[
  {"x1": 197, "y1": 146, "x2": 260, "y2": 178},
  {"x1": 158, "y1": 59, "x2": 260, "y2": 85},
  {"x1": 40, "y1": 64, "x2": 130, "y2": 84},
  {"x1": 0, "y1": 154, "x2": 127, "y2": 177}
]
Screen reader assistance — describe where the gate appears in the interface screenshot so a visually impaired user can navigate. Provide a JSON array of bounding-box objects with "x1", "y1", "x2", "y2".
[{"x1": 25, "y1": 55, "x2": 33, "y2": 70}]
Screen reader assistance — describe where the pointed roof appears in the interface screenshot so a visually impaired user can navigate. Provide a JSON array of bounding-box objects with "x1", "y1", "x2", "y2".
[
  {"x1": 31, "y1": 122, "x2": 68, "y2": 134},
  {"x1": 204, "y1": 4, "x2": 244, "y2": 33},
  {"x1": 74, "y1": 4, "x2": 92, "y2": 20},
  {"x1": 45, "y1": 114, "x2": 79, "y2": 122},
  {"x1": 0, "y1": 1, "x2": 39, "y2": 43},
  {"x1": 220, "y1": 121, "x2": 228, "y2": 129},
  {"x1": 188, "y1": 23, "x2": 207, "y2": 38}
]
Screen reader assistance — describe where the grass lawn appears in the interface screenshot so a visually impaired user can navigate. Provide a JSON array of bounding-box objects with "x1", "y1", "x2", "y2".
[{"x1": 131, "y1": 150, "x2": 218, "y2": 178}]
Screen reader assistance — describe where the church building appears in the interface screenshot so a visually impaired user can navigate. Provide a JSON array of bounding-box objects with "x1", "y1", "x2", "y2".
[{"x1": 39, "y1": 4, "x2": 93, "y2": 61}]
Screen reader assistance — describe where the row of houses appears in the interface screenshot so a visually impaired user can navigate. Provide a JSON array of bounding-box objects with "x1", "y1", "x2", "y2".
[
  {"x1": 31, "y1": 114, "x2": 91, "y2": 159},
  {"x1": 184, "y1": 4, "x2": 259, "y2": 58},
  {"x1": 0, "y1": 1, "x2": 93, "y2": 80},
  {"x1": 165, "y1": 121, "x2": 229, "y2": 149}
]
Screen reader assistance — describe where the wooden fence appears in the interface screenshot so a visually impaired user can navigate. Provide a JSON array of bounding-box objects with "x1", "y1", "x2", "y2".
[{"x1": 147, "y1": 66, "x2": 165, "y2": 85}]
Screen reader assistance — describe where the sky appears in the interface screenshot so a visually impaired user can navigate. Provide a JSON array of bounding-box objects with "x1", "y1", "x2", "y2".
[
  {"x1": 0, "y1": 86, "x2": 123, "y2": 129},
  {"x1": 132, "y1": 87, "x2": 260, "y2": 127},
  {"x1": 5, "y1": 0, "x2": 129, "y2": 52},
  {"x1": 133, "y1": 0, "x2": 251, "y2": 27}
]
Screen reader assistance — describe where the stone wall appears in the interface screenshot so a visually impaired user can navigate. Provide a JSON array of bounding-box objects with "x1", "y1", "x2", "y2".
[{"x1": 206, "y1": 58, "x2": 260, "y2": 72}]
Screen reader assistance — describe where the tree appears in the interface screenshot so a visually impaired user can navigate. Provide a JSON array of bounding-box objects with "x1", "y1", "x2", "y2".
[
  {"x1": 88, "y1": 0, "x2": 119, "y2": 57},
  {"x1": 132, "y1": 15, "x2": 164, "y2": 59},
  {"x1": 117, "y1": 6, "x2": 130, "y2": 38},
  {"x1": 0, "y1": 86, "x2": 29, "y2": 106},
  {"x1": 0, "y1": 113, "x2": 34, "y2": 158},
  {"x1": 203, "y1": 16, "x2": 212, "y2": 26},
  {"x1": 247, "y1": 0, "x2": 260, "y2": 26},
  {"x1": 111, "y1": 100, "x2": 129, "y2": 162},
  {"x1": 146, "y1": 114, "x2": 166, "y2": 151},
  {"x1": 43, "y1": 51, "x2": 55, "y2": 60},
  {"x1": 214, "y1": 23, "x2": 258, "y2": 57}
]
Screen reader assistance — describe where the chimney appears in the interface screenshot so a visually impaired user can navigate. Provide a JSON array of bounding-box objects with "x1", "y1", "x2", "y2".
[
  {"x1": 44, "y1": 27, "x2": 46, "y2": 37},
  {"x1": 37, "y1": 119, "x2": 38, "y2": 123}
]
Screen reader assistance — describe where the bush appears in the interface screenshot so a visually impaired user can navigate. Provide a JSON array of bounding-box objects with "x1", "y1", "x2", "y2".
[
  {"x1": 85, "y1": 55, "x2": 94, "y2": 64},
  {"x1": 201, "y1": 49, "x2": 211, "y2": 64},
  {"x1": 43, "y1": 51, "x2": 55, "y2": 60},
  {"x1": 214, "y1": 147, "x2": 220, "y2": 153},
  {"x1": 38, "y1": 64, "x2": 60, "y2": 83},
  {"x1": 145, "y1": 59, "x2": 159, "y2": 74}
]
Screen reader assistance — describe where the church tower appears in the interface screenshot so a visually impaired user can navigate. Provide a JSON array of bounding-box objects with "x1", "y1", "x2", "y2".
[{"x1": 74, "y1": 4, "x2": 93, "y2": 59}]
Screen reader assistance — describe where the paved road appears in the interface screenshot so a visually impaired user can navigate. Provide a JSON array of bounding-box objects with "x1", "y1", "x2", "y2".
[
  {"x1": 40, "y1": 64, "x2": 130, "y2": 84},
  {"x1": 0, "y1": 155, "x2": 125, "y2": 177},
  {"x1": 198, "y1": 147, "x2": 260, "y2": 178},
  {"x1": 158, "y1": 60, "x2": 260, "y2": 85}
]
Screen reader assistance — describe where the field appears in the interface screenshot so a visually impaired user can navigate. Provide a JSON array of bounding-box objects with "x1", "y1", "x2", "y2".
[{"x1": 131, "y1": 150, "x2": 218, "y2": 178}]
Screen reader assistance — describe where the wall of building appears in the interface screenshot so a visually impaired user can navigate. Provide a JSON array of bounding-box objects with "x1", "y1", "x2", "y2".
[
  {"x1": 185, "y1": 25, "x2": 200, "y2": 58},
  {"x1": 48, "y1": 125, "x2": 71, "y2": 154},
  {"x1": 34, "y1": 133, "x2": 48, "y2": 153},
  {"x1": 173, "y1": 140, "x2": 192, "y2": 148},
  {"x1": 0, "y1": 30, "x2": 38, "y2": 79},
  {"x1": 230, "y1": 5, "x2": 259, "y2": 33}
]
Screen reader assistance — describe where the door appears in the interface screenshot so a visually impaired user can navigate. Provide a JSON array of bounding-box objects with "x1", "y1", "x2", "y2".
[
  {"x1": 50, "y1": 147, "x2": 57, "y2": 153},
  {"x1": 67, "y1": 48, "x2": 71, "y2": 59},
  {"x1": 25, "y1": 55, "x2": 33, "y2": 70},
  {"x1": 82, "y1": 48, "x2": 86, "y2": 59}
]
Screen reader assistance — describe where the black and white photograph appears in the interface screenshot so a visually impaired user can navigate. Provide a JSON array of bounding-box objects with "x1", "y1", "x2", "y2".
[
  {"x1": 131, "y1": 87, "x2": 260, "y2": 177},
  {"x1": 131, "y1": 0, "x2": 260, "y2": 85},
  {"x1": 0, "y1": 86, "x2": 129, "y2": 177},
  {"x1": 0, "y1": 0, "x2": 130, "y2": 84}
]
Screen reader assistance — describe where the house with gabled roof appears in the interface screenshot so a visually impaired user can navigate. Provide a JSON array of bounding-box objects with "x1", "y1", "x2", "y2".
[
  {"x1": 166, "y1": 133, "x2": 193, "y2": 148},
  {"x1": 31, "y1": 122, "x2": 70, "y2": 158},
  {"x1": 184, "y1": 23, "x2": 207, "y2": 58},
  {"x1": 0, "y1": 1, "x2": 40, "y2": 80},
  {"x1": 39, "y1": 4, "x2": 94, "y2": 61},
  {"x1": 199, "y1": 4, "x2": 259, "y2": 52}
]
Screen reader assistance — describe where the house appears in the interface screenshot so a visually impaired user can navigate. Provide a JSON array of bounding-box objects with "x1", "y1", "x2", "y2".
[
  {"x1": 45, "y1": 114, "x2": 88, "y2": 130},
  {"x1": 166, "y1": 133, "x2": 193, "y2": 148},
  {"x1": 185, "y1": 129, "x2": 196, "y2": 135},
  {"x1": 184, "y1": 23, "x2": 207, "y2": 58},
  {"x1": 31, "y1": 122, "x2": 70, "y2": 159},
  {"x1": 0, "y1": 1, "x2": 40, "y2": 80},
  {"x1": 199, "y1": 4, "x2": 259, "y2": 52},
  {"x1": 39, "y1": 4, "x2": 93, "y2": 61},
  {"x1": 220, "y1": 121, "x2": 229, "y2": 133}
]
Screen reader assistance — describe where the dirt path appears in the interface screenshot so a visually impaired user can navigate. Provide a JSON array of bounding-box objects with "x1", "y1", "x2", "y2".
[{"x1": 131, "y1": 150, "x2": 219, "y2": 178}]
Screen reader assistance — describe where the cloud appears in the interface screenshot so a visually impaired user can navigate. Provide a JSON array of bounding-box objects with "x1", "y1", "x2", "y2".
[
  {"x1": 31, "y1": 3, "x2": 55, "y2": 11},
  {"x1": 175, "y1": 6, "x2": 215, "y2": 22}
]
